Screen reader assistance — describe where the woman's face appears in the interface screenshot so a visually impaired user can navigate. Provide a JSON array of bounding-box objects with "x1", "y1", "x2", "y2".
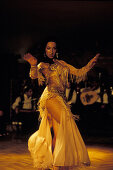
[{"x1": 45, "y1": 42, "x2": 57, "y2": 59}]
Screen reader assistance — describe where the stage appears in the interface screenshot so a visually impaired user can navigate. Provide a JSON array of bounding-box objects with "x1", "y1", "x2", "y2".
[{"x1": 0, "y1": 134, "x2": 113, "y2": 170}]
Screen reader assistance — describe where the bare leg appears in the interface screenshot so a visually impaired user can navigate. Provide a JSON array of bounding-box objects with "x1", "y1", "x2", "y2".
[
  {"x1": 46, "y1": 97, "x2": 64, "y2": 123},
  {"x1": 46, "y1": 98, "x2": 70, "y2": 170},
  {"x1": 46, "y1": 97, "x2": 64, "y2": 151},
  {"x1": 52, "y1": 118, "x2": 59, "y2": 152}
]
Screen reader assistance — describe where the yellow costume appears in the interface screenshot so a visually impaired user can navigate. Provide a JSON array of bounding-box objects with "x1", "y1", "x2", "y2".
[{"x1": 28, "y1": 58, "x2": 96, "y2": 169}]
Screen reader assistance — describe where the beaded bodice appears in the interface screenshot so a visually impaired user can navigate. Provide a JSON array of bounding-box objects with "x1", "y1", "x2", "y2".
[
  {"x1": 37, "y1": 60, "x2": 70, "y2": 94},
  {"x1": 30, "y1": 57, "x2": 97, "y2": 96}
]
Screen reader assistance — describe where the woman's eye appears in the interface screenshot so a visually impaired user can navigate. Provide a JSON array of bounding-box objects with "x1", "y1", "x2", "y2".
[{"x1": 47, "y1": 48, "x2": 50, "y2": 50}]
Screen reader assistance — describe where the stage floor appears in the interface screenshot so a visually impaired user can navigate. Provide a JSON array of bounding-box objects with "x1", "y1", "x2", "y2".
[{"x1": 0, "y1": 134, "x2": 113, "y2": 170}]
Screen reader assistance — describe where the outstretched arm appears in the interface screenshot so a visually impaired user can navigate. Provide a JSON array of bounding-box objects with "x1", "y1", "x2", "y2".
[
  {"x1": 60, "y1": 53, "x2": 100, "y2": 83},
  {"x1": 83, "y1": 53, "x2": 100, "y2": 72},
  {"x1": 24, "y1": 53, "x2": 45, "y2": 85},
  {"x1": 24, "y1": 53, "x2": 38, "y2": 79}
]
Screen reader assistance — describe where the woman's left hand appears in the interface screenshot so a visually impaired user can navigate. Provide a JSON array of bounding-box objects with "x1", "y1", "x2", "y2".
[{"x1": 90, "y1": 53, "x2": 100, "y2": 68}]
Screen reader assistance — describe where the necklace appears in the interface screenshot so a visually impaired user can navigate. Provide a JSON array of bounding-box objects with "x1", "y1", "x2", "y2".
[{"x1": 49, "y1": 62, "x2": 58, "y2": 71}]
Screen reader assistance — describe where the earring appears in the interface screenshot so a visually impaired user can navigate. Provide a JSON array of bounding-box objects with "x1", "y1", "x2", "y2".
[{"x1": 56, "y1": 53, "x2": 58, "y2": 58}]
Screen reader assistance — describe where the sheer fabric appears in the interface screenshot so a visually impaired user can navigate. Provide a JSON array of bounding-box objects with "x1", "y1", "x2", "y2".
[
  {"x1": 28, "y1": 87, "x2": 90, "y2": 169},
  {"x1": 28, "y1": 58, "x2": 96, "y2": 169}
]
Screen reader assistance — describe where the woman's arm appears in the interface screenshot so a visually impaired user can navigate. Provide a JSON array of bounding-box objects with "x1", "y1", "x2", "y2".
[
  {"x1": 59, "y1": 53, "x2": 100, "y2": 83},
  {"x1": 24, "y1": 53, "x2": 45, "y2": 85},
  {"x1": 24, "y1": 53, "x2": 38, "y2": 79}
]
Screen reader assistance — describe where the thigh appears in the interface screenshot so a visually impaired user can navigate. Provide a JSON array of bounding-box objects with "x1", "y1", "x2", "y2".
[
  {"x1": 52, "y1": 118, "x2": 59, "y2": 138},
  {"x1": 46, "y1": 97, "x2": 64, "y2": 123}
]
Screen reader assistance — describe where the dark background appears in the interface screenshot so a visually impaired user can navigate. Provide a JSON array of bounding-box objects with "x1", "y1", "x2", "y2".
[
  {"x1": 1, "y1": 1, "x2": 113, "y2": 55},
  {"x1": 1, "y1": 1, "x2": 113, "y2": 70},
  {"x1": 1, "y1": 1, "x2": 113, "y2": 132}
]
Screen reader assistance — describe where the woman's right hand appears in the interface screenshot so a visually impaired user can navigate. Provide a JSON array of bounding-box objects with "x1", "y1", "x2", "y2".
[{"x1": 24, "y1": 53, "x2": 38, "y2": 66}]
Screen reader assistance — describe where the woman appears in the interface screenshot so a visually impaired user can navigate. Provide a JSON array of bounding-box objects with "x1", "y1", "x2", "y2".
[{"x1": 24, "y1": 40, "x2": 100, "y2": 169}]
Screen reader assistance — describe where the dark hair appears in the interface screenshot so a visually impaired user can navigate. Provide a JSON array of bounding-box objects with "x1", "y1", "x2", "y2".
[
  {"x1": 27, "y1": 36, "x2": 61, "y2": 63},
  {"x1": 41, "y1": 36, "x2": 62, "y2": 63},
  {"x1": 42, "y1": 36, "x2": 58, "y2": 48}
]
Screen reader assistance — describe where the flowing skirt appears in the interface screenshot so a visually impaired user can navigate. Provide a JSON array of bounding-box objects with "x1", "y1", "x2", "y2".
[{"x1": 28, "y1": 86, "x2": 90, "y2": 169}]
